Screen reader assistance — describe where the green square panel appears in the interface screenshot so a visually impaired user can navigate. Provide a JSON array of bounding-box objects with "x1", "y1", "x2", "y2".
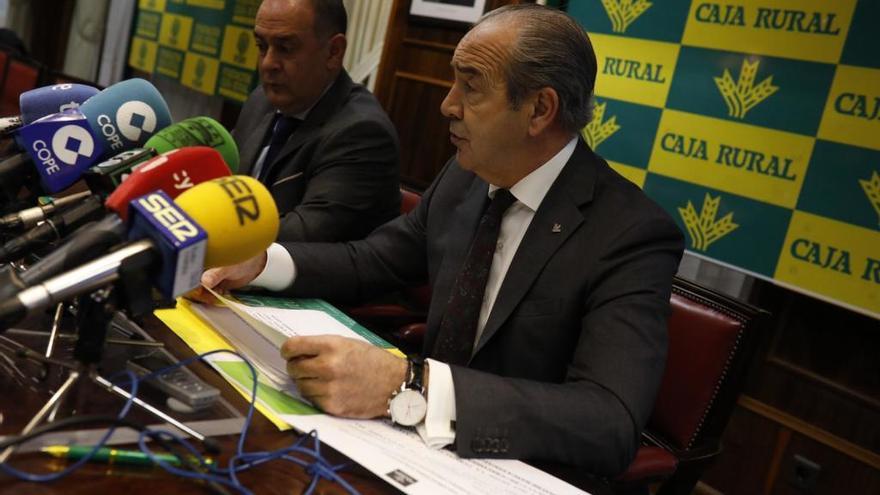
[
  {"x1": 841, "y1": 0, "x2": 880, "y2": 69},
  {"x1": 798, "y1": 140, "x2": 880, "y2": 232},
  {"x1": 666, "y1": 46, "x2": 835, "y2": 136},
  {"x1": 567, "y1": 0, "x2": 690, "y2": 43},
  {"x1": 644, "y1": 173, "x2": 792, "y2": 276},
  {"x1": 585, "y1": 96, "x2": 662, "y2": 169}
]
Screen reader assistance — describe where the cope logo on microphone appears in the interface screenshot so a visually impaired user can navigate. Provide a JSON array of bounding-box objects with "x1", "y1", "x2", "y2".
[
  {"x1": 31, "y1": 125, "x2": 96, "y2": 174},
  {"x1": 97, "y1": 100, "x2": 157, "y2": 150}
]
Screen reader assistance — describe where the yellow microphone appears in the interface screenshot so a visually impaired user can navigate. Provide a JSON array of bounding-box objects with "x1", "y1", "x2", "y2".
[{"x1": 175, "y1": 175, "x2": 279, "y2": 267}]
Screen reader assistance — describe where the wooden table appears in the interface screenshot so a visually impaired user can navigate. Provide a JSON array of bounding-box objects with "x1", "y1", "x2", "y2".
[{"x1": 0, "y1": 310, "x2": 611, "y2": 495}]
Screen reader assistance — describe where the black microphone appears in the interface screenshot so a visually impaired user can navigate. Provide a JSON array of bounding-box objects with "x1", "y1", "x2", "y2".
[
  {"x1": 0, "y1": 194, "x2": 105, "y2": 263},
  {"x1": 0, "y1": 191, "x2": 92, "y2": 231}
]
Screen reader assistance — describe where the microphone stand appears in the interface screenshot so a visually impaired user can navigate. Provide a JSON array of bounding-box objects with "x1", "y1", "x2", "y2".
[{"x1": 0, "y1": 253, "x2": 212, "y2": 462}]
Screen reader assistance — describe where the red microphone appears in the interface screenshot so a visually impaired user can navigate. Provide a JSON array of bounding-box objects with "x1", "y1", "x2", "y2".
[
  {"x1": 106, "y1": 146, "x2": 231, "y2": 220},
  {"x1": 7, "y1": 147, "x2": 232, "y2": 287}
]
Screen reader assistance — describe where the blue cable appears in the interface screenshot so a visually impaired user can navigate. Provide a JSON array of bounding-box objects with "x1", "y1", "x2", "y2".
[
  {"x1": 1, "y1": 348, "x2": 361, "y2": 495},
  {"x1": 0, "y1": 370, "x2": 139, "y2": 482}
]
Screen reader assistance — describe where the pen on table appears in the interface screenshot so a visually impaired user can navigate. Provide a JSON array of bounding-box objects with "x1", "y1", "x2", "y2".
[{"x1": 41, "y1": 445, "x2": 213, "y2": 467}]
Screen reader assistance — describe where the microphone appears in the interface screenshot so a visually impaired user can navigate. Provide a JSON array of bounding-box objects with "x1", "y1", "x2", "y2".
[
  {"x1": 81, "y1": 148, "x2": 157, "y2": 195},
  {"x1": 0, "y1": 176, "x2": 279, "y2": 331},
  {"x1": 0, "y1": 83, "x2": 99, "y2": 137},
  {"x1": 0, "y1": 190, "x2": 92, "y2": 231},
  {"x1": 82, "y1": 117, "x2": 239, "y2": 194},
  {"x1": 0, "y1": 194, "x2": 105, "y2": 263},
  {"x1": 0, "y1": 78, "x2": 172, "y2": 197},
  {"x1": 144, "y1": 116, "x2": 240, "y2": 172},
  {"x1": 105, "y1": 146, "x2": 232, "y2": 220},
  {"x1": 1, "y1": 147, "x2": 232, "y2": 274}
]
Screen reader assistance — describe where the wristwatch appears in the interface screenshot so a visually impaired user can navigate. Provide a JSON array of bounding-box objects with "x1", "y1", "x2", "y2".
[{"x1": 388, "y1": 357, "x2": 427, "y2": 426}]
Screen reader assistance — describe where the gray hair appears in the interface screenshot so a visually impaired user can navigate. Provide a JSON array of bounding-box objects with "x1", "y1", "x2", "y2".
[{"x1": 475, "y1": 4, "x2": 597, "y2": 133}]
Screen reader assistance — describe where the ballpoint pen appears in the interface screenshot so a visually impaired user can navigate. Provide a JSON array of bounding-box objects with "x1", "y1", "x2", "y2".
[{"x1": 42, "y1": 445, "x2": 213, "y2": 467}]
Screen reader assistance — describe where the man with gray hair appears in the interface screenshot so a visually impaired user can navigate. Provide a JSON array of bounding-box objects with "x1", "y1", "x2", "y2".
[{"x1": 199, "y1": 4, "x2": 683, "y2": 479}]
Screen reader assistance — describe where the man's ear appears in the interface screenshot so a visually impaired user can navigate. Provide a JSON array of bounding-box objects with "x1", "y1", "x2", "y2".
[
  {"x1": 527, "y1": 87, "x2": 560, "y2": 137},
  {"x1": 327, "y1": 33, "x2": 347, "y2": 70}
]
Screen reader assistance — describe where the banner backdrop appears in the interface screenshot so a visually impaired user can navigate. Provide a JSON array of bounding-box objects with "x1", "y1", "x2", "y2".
[
  {"x1": 128, "y1": 0, "x2": 260, "y2": 102},
  {"x1": 569, "y1": 0, "x2": 879, "y2": 319}
]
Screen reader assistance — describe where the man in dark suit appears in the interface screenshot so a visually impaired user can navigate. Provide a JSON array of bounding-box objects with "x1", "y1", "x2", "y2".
[
  {"x1": 238, "y1": 0, "x2": 400, "y2": 242},
  {"x1": 201, "y1": 4, "x2": 684, "y2": 477}
]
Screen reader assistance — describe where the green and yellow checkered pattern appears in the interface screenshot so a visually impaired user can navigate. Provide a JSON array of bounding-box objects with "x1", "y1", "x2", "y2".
[
  {"x1": 127, "y1": 0, "x2": 261, "y2": 102},
  {"x1": 570, "y1": 0, "x2": 879, "y2": 318}
]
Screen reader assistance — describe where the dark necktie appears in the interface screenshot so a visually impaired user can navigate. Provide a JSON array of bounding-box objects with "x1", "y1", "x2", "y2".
[
  {"x1": 258, "y1": 115, "x2": 299, "y2": 181},
  {"x1": 432, "y1": 189, "x2": 517, "y2": 365}
]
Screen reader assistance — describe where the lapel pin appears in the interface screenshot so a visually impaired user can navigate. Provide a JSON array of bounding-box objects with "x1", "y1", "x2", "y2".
[{"x1": 552, "y1": 223, "x2": 562, "y2": 233}]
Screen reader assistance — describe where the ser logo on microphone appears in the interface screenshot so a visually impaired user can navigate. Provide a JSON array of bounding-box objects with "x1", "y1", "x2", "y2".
[
  {"x1": 217, "y1": 177, "x2": 260, "y2": 226},
  {"x1": 31, "y1": 125, "x2": 96, "y2": 174},
  {"x1": 137, "y1": 192, "x2": 201, "y2": 243},
  {"x1": 97, "y1": 100, "x2": 157, "y2": 150}
]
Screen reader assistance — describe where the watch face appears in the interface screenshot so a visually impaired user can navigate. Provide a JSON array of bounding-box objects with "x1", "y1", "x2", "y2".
[{"x1": 390, "y1": 389, "x2": 427, "y2": 426}]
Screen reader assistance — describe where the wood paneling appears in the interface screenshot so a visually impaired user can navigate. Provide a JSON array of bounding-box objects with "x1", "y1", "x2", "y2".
[
  {"x1": 385, "y1": 72, "x2": 455, "y2": 188},
  {"x1": 374, "y1": 0, "x2": 518, "y2": 188}
]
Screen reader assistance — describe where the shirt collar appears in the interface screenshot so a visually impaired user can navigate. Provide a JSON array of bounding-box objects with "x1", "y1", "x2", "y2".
[{"x1": 488, "y1": 136, "x2": 578, "y2": 212}]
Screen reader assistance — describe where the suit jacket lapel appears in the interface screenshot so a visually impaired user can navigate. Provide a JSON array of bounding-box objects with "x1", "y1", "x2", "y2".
[
  {"x1": 238, "y1": 109, "x2": 275, "y2": 177},
  {"x1": 424, "y1": 177, "x2": 489, "y2": 352},
  {"x1": 473, "y1": 141, "x2": 597, "y2": 357}
]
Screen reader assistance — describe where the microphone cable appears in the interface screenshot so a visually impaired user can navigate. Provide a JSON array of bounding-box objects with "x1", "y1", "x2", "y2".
[{"x1": 0, "y1": 349, "x2": 360, "y2": 495}]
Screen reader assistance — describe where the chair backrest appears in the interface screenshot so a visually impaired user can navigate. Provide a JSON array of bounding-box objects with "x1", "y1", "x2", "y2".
[
  {"x1": 648, "y1": 276, "x2": 767, "y2": 452},
  {"x1": 399, "y1": 187, "x2": 432, "y2": 308},
  {"x1": 0, "y1": 56, "x2": 41, "y2": 116},
  {"x1": 401, "y1": 187, "x2": 420, "y2": 214}
]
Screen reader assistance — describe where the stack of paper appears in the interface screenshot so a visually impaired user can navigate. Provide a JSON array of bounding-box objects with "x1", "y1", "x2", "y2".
[{"x1": 157, "y1": 293, "x2": 588, "y2": 495}]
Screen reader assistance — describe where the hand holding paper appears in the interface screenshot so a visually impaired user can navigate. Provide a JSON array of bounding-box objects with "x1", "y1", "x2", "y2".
[{"x1": 281, "y1": 335, "x2": 408, "y2": 418}]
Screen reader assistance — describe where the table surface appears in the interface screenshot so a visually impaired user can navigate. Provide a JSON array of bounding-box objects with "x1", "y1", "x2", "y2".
[{"x1": 0, "y1": 308, "x2": 611, "y2": 495}]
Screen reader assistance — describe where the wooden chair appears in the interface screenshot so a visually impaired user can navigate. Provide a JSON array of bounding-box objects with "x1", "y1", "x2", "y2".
[{"x1": 613, "y1": 277, "x2": 768, "y2": 494}]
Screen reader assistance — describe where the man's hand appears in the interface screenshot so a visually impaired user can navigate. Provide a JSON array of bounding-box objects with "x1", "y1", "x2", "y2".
[
  {"x1": 187, "y1": 251, "x2": 268, "y2": 304},
  {"x1": 281, "y1": 335, "x2": 407, "y2": 418}
]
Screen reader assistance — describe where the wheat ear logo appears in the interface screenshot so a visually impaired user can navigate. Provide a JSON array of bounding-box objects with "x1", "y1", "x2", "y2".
[
  {"x1": 859, "y1": 170, "x2": 880, "y2": 227},
  {"x1": 714, "y1": 58, "x2": 778, "y2": 119},
  {"x1": 678, "y1": 193, "x2": 739, "y2": 251},
  {"x1": 601, "y1": 0, "x2": 652, "y2": 33},
  {"x1": 582, "y1": 102, "x2": 620, "y2": 150}
]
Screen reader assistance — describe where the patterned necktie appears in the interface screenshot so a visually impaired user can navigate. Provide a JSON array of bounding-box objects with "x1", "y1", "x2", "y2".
[
  {"x1": 258, "y1": 115, "x2": 299, "y2": 181},
  {"x1": 432, "y1": 189, "x2": 517, "y2": 365}
]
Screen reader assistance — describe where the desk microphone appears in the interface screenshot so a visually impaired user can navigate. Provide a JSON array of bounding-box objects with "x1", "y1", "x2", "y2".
[
  {"x1": 0, "y1": 78, "x2": 172, "y2": 200},
  {"x1": 0, "y1": 175, "x2": 279, "y2": 331},
  {"x1": 0, "y1": 147, "x2": 232, "y2": 276},
  {"x1": 0, "y1": 83, "x2": 99, "y2": 138}
]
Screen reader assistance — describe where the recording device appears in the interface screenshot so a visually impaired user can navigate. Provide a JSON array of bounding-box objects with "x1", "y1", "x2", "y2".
[
  {"x1": 0, "y1": 78, "x2": 172, "y2": 200},
  {"x1": 144, "y1": 116, "x2": 240, "y2": 172},
  {"x1": 0, "y1": 175, "x2": 280, "y2": 331},
  {"x1": 1, "y1": 147, "x2": 233, "y2": 288},
  {"x1": 0, "y1": 83, "x2": 99, "y2": 138},
  {"x1": 126, "y1": 350, "x2": 220, "y2": 411}
]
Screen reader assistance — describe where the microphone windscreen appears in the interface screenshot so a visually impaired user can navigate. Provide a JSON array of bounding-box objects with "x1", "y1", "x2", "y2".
[
  {"x1": 20, "y1": 84, "x2": 99, "y2": 125},
  {"x1": 144, "y1": 117, "x2": 239, "y2": 172},
  {"x1": 80, "y1": 78, "x2": 172, "y2": 153},
  {"x1": 105, "y1": 146, "x2": 230, "y2": 219},
  {"x1": 174, "y1": 175, "x2": 279, "y2": 267}
]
